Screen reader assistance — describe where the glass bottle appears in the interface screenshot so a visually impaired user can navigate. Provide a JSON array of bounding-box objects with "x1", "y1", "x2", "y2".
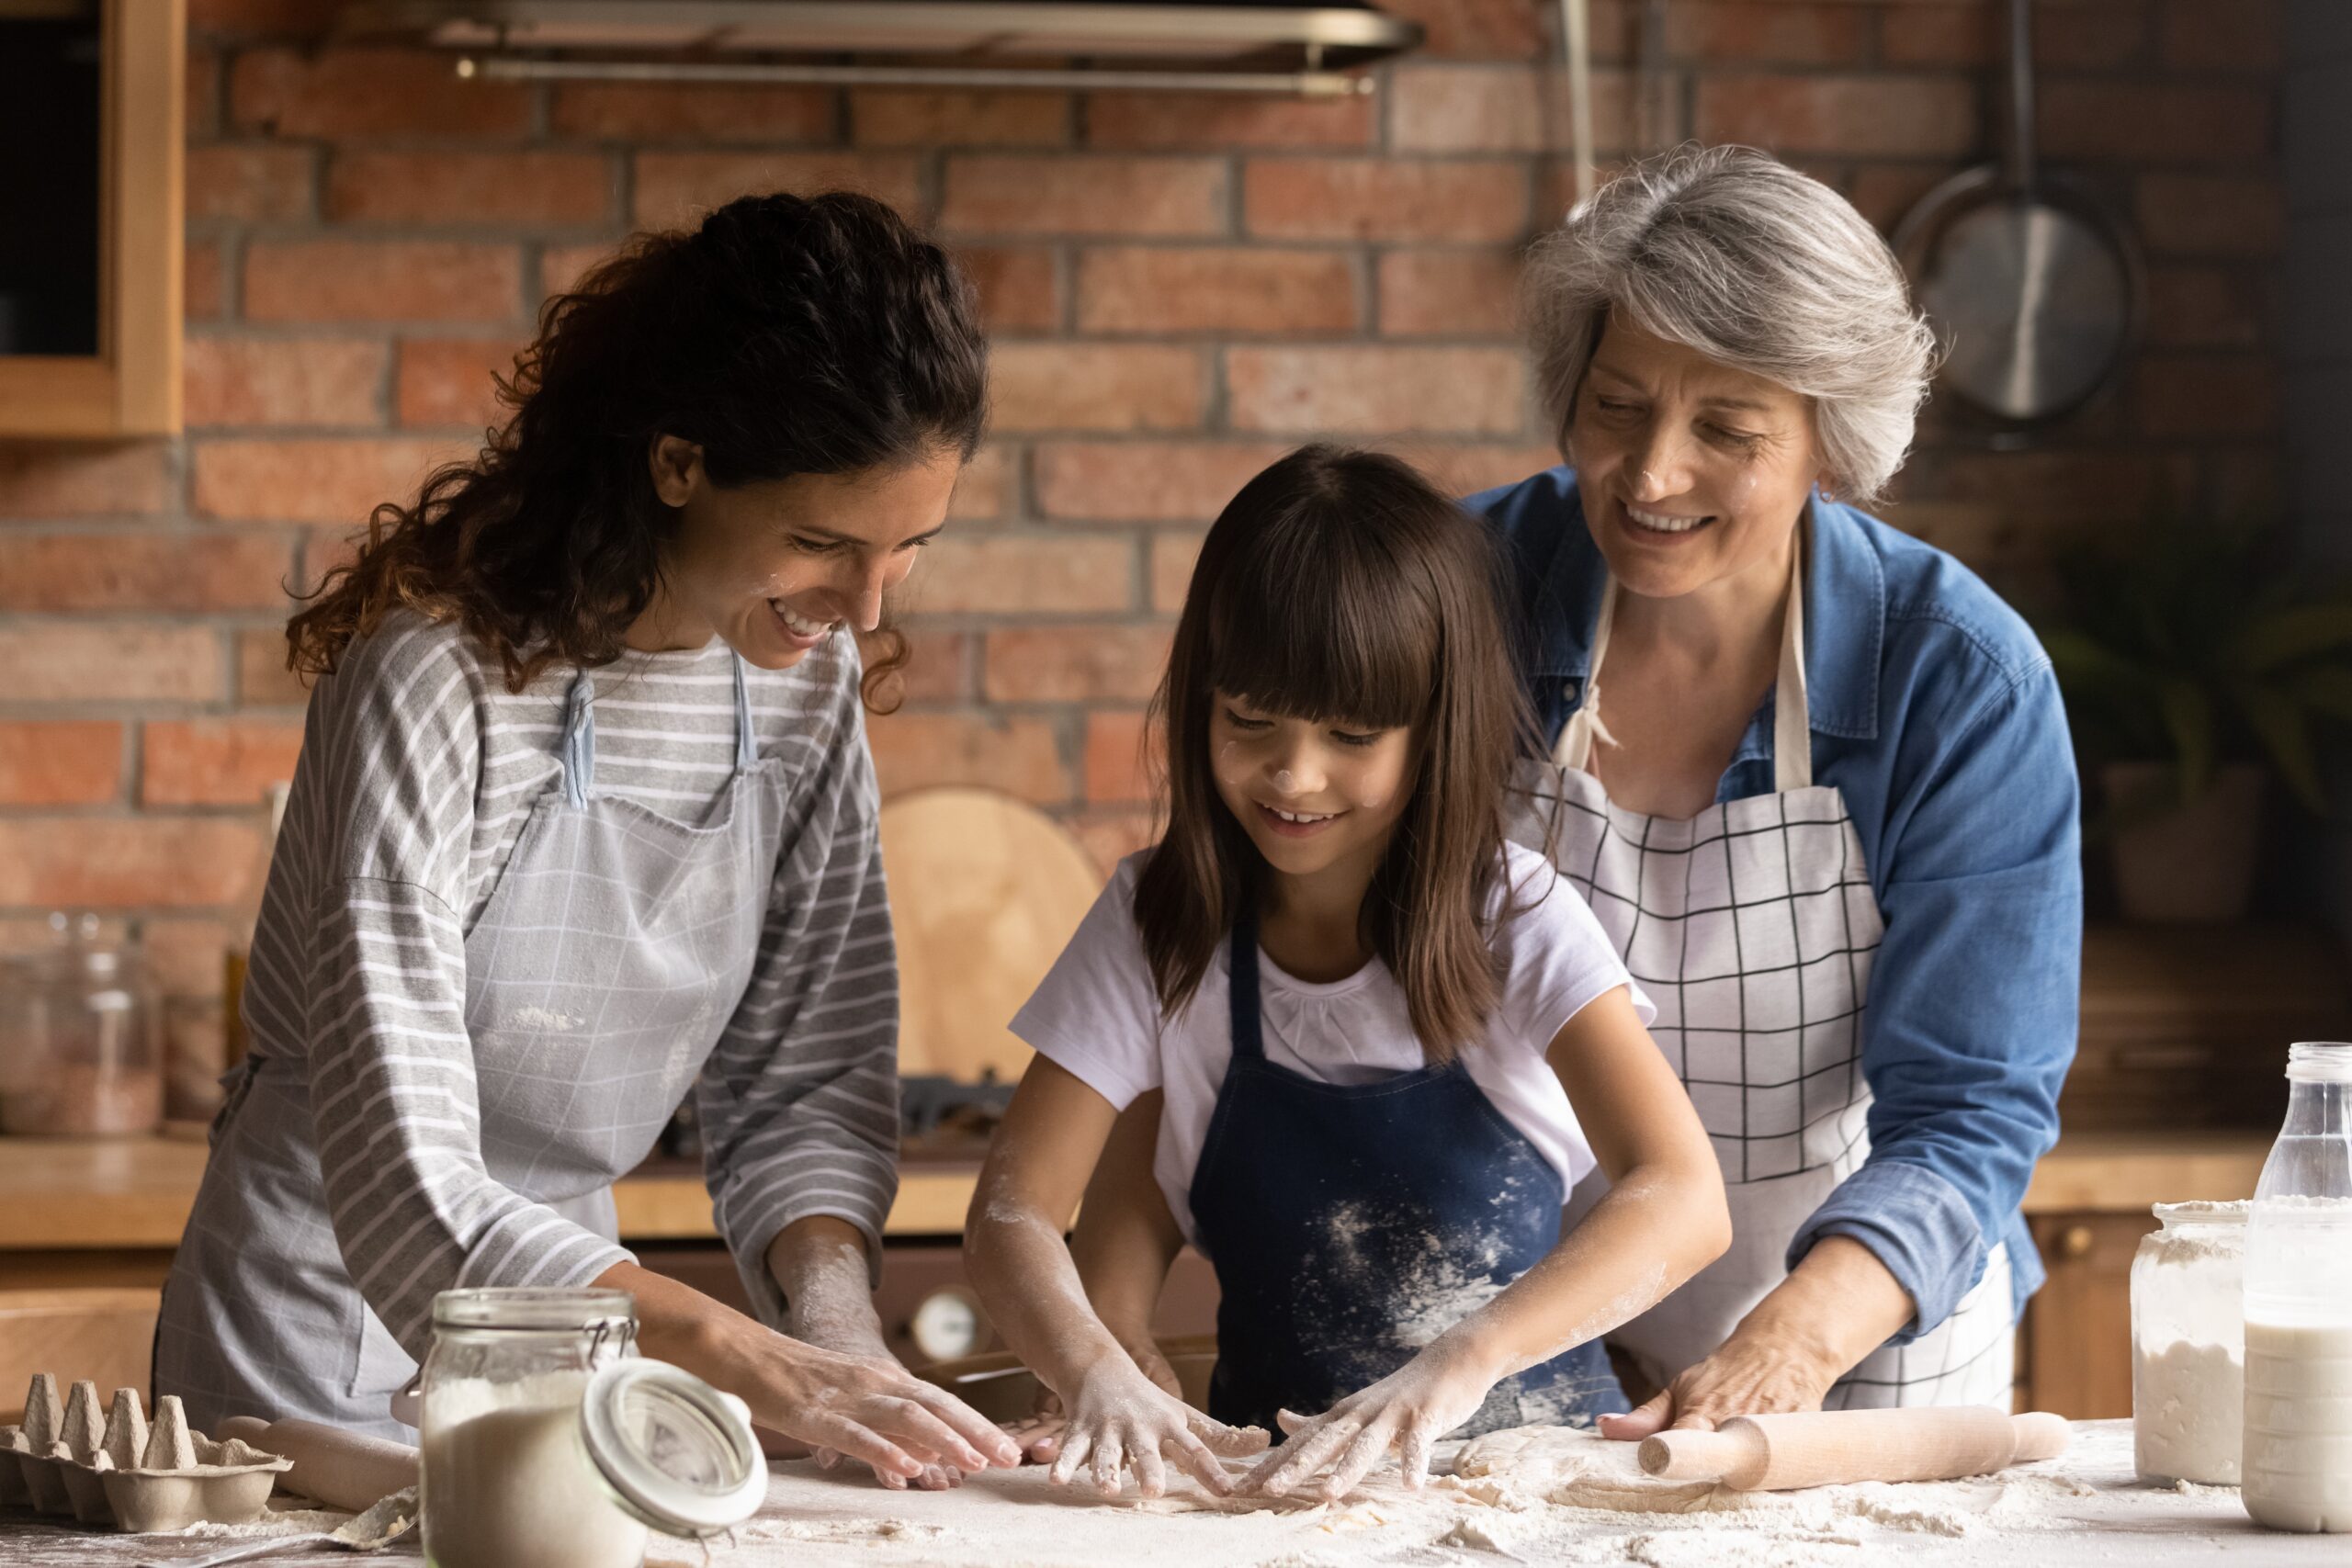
[
  {"x1": 0, "y1": 914, "x2": 163, "y2": 1137},
  {"x1": 2243, "y1": 1042, "x2": 2352, "y2": 1532},
  {"x1": 2130, "y1": 1200, "x2": 2246, "y2": 1484}
]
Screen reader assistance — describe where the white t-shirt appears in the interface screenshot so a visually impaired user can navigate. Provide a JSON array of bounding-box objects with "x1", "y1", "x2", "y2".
[{"x1": 1010, "y1": 841, "x2": 1655, "y2": 1247}]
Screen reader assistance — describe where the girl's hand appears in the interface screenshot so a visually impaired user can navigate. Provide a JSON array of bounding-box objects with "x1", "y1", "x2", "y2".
[
  {"x1": 1597, "y1": 1320, "x2": 1840, "y2": 1438},
  {"x1": 1046, "y1": 1352, "x2": 1268, "y2": 1498},
  {"x1": 1008, "y1": 1337, "x2": 1185, "y2": 1465},
  {"x1": 1242, "y1": 1339, "x2": 1496, "y2": 1499}
]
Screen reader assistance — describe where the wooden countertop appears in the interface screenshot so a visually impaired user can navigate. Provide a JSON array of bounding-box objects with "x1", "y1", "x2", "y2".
[{"x1": 0, "y1": 1127, "x2": 2275, "y2": 1252}]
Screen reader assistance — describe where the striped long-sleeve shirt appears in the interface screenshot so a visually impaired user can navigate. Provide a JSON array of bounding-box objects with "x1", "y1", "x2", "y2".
[{"x1": 236, "y1": 610, "x2": 899, "y2": 1355}]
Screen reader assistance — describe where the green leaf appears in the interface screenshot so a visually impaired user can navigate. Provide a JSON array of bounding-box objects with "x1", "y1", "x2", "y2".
[
  {"x1": 2235, "y1": 683, "x2": 2327, "y2": 814},
  {"x1": 2233, "y1": 601, "x2": 2352, "y2": 672},
  {"x1": 2158, "y1": 681, "x2": 2217, "y2": 803}
]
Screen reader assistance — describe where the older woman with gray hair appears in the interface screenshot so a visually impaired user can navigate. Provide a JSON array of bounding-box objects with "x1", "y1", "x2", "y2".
[{"x1": 1476, "y1": 144, "x2": 2080, "y2": 1432}]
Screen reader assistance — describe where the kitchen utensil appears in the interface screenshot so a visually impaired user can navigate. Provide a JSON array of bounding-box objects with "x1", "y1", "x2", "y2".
[
  {"x1": 215, "y1": 1416, "x2": 419, "y2": 1514},
  {"x1": 1893, "y1": 0, "x2": 2139, "y2": 437},
  {"x1": 140, "y1": 1487, "x2": 417, "y2": 1568},
  {"x1": 1638, "y1": 1405, "x2": 2071, "y2": 1491}
]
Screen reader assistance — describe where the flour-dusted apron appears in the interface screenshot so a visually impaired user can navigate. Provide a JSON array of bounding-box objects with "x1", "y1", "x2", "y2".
[
  {"x1": 1187, "y1": 906, "x2": 1623, "y2": 1436},
  {"x1": 161, "y1": 655, "x2": 793, "y2": 1437},
  {"x1": 1505, "y1": 535, "x2": 2016, "y2": 1410}
]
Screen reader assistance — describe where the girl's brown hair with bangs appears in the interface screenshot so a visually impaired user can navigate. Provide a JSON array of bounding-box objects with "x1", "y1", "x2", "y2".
[{"x1": 1132, "y1": 445, "x2": 1540, "y2": 1063}]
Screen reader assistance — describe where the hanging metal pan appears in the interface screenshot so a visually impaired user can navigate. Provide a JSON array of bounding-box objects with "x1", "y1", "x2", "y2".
[{"x1": 1893, "y1": 0, "x2": 2142, "y2": 437}]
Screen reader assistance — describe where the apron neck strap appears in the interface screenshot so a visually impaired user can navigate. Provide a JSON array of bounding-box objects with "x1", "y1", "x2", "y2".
[
  {"x1": 1553, "y1": 513, "x2": 1813, "y2": 793},
  {"x1": 561, "y1": 671, "x2": 598, "y2": 807},
  {"x1": 730, "y1": 654, "x2": 756, "y2": 773},
  {"x1": 1227, "y1": 900, "x2": 1266, "y2": 1062}
]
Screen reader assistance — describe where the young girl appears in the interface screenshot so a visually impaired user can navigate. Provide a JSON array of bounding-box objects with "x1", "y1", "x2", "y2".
[{"x1": 964, "y1": 446, "x2": 1730, "y2": 1501}]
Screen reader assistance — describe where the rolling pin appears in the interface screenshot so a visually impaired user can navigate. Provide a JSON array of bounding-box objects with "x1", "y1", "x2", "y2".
[
  {"x1": 215, "y1": 1416, "x2": 419, "y2": 1512},
  {"x1": 1637, "y1": 1406, "x2": 2070, "y2": 1491}
]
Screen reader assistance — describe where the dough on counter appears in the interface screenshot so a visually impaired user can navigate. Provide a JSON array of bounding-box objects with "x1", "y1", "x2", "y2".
[{"x1": 1449, "y1": 1425, "x2": 1758, "y2": 1515}]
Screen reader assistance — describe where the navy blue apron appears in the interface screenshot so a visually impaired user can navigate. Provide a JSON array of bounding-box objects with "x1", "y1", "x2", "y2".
[{"x1": 1186, "y1": 905, "x2": 1623, "y2": 1437}]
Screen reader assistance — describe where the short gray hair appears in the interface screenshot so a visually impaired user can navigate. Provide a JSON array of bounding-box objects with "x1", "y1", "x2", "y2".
[{"x1": 1521, "y1": 144, "x2": 1936, "y2": 505}]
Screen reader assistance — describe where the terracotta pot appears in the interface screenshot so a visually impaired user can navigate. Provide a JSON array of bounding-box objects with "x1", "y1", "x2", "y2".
[{"x1": 2102, "y1": 761, "x2": 2267, "y2": 924}]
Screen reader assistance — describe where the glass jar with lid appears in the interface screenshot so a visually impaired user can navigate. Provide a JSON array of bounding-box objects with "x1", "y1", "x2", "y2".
[
  {"x1": 420, "y1": 1288, "x2": 765, "y2": 1568},
  {"x1": 0, "y1": 913, "x2": 163, "y2": 1138},
  {"x1": 2130, "y1": 1200, "x2": 2247, "y2": 1484}
]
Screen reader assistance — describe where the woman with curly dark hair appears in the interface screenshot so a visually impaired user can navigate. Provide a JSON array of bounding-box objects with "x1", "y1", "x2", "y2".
[{"x1": 155, "y1": 191, "x2": 1023, "y2": 1494}]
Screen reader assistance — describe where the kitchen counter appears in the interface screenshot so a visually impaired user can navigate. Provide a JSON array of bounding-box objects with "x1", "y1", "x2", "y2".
[
  {"x1": 0, "y1": 1127, "x2": 2277, "y2": 1253},
  {"x1": 2, "y1": 1421, "x2": 2340, "y2": 1566}
]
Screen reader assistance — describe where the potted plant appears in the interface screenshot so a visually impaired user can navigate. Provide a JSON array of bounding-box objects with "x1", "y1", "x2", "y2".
[{"x1": 2035, "y1": 512, "x2": 2352, "y2": 923}]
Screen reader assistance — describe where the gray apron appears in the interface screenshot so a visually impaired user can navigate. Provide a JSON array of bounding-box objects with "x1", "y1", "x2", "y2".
[
  {"x1": 1506, "y1": 532, "x2": 2017, "y2": 1409},
  {"x1": 160, "y1": 656, "x2": 792, "y2": 1438}
]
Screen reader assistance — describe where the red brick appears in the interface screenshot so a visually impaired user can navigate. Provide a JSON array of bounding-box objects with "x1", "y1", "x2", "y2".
[
  {"x1": 326, "y1": 151, "x2": 614, "y2": 228},
  {"x1": 1896, "y1": 450, "x2": 2172, "y2": 521},
  {"x1": 0, "y1": 445, "x2": 172, "y2": 518},
  {"x1": 237, "y1": 625, "x2": 311, "y2": 705},
  {"x1": 2136, "y1": 175, "x2": 2285, "y2": 259},
  {"x1": 1034, "y1": 441, "x2": 1290, "y2": 523},
  {"x1": 1695, "y1": 73, "x2": 1979, "y2": 158},
  {"x1": 2159, "y1": 0, "x2": 2281, "y2": 71},
  {"x1": 230, "y1": 47, "x2": 533, "y2": 138},
  {"x1": 187, "y1": 241, "x2": 226, "y2": 321},
  {"x1": 1392, "y1": 64, "x2": 1637, "y2": 154},
  {"x1": 1227, "y1": 346, "x2": 1527, "y2": 435},
  {"x1": 989, "y1": 344, "x2": 1205, "y2": 434},
  {"x1": 1389, "y1": 442, "x2": 1562, "y2": 497},
  {"x1": 1086, "y1": 92, "x2": 1374, "y2": 151},
  {"x1": 550, "y1": 83, "x2": 836, "y2": 142},
  {"x1": 903, "y1": 536, "x2": 1134, "y2": 615},
  {"x1": 1665, "y1": 2, "x2": 1866, "y2": 62},
  {"x1": 942, "y1": 156, "x2": 1227, "y2": 238},
  {"x1": 633, "y1": 153, "x2": 924, "y2": 228},
  {"x1": 188, "y1": 0, "x2": 338, "y2": 32},
  {"x1": 1380, "y1": 0, "x2": 1550, "y2": 60},
  {"x1": 2134, "y1": 356, "x2": 2279, "y2": 439},
  {"x1": 187, "y1": 48, "x2": 222, "y2": 138},
  {"x1": 244, "y1": 241, "x2": 521, "y2": 324},
  {"x1": 0, "y1": 533, "x2": 293, "y2": 612},
  {"x1": 141, "y1": 718, "x2": 307, "y2": 807},
  {"x1": 1377, "y1": 249, "x2": 1521, "y2": 337},
  {"x1": 2039, "y1": 83, "x2": 2273, "y2": 165},
  {"x1": 540, "y1": 242, "x2": 620, "y2": 300},
  {"x1": 0, "y1": 722, "x2": 123, "y2": 807},
  {"x1": 1150, "y1": 533, "x2": 1204, "y2": 613},
  {"x1": 852, "y1": 89, "x2": 1069, "y2": 148},
  {"x1": 184, "y1": 337, "x2": 388, "y2": 428},
  {"x1": 1243, "y1": 159, "x2": 1528, "y2": 243},
  {"x1": 1076, "y1": 248, "x2": 1359, "y2": 335},
  {"x1": 0, "y1": 819, "x2": 264, "y2": 909},
  {"x1": 949, "y1": 447, "x2": 1009, "y2": 522},
  {"x1": 1877, "y1": 4, "x2": 1995, "y2": 67},
  {"x1": 2145, "y1": 265, "x2": 2269, "y2": 350},
  {"x1": 397, "y1": 337, "x2": 530, "y2": 430},
  {"x1": 191, "y1": 437, "x2": 469, "y2": 525},
  {"x1": 860, "y1": 626, "x2": 971, "y2": 706},
  {"x1": 983, "y1": 625, "x2": 1172, "y2": 702},
  {"x1": 0, "y1": 626, "x2": 222, "y2": 703},
  {"x1": 1069, "y1": 808, "x2": 1159, "y2": 874},
  {"x1": 865, "y1": 712, "x2": 1070, "y2": 804},
  {"x1": 141, "y1": 918, "x2": 236, "y2": 1001},
  {"x1": 1848, "y1": 163, "x2": 1960, "y2": 235},
  {"x1": 186, "y1": 144, "x2": 314, "y2": 222},
  {"x1": 956, "y1": 247, "x2": 1059, "y2": 333},
  {"x1": 1083, "y1": 709, "x2": 1160, "y2": 804},
  {"x1": 2033, "y1": 5, "x2": 2153, "y2": 69}
]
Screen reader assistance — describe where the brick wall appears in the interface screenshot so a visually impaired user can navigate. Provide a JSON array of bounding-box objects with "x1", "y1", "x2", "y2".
[{"x1": 0, "y1": 0, "x2": 2285, "y2": 1072}]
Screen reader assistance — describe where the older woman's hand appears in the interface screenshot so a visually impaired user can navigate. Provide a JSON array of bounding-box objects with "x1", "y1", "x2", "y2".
[{"x1": 1599, "y1": 1236, "x2": 1916, "y2": 1438}]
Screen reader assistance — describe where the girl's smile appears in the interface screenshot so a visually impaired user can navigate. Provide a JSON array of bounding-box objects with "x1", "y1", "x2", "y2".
[{"x1": 1209, "y1": 694, "x2": 1415, "y2": 885}]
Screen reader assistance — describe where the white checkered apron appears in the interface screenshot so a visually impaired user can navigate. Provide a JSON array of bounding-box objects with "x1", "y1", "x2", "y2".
[{"x1": 1506, "y1": 537, "x2": 2015, "y2": 1409}]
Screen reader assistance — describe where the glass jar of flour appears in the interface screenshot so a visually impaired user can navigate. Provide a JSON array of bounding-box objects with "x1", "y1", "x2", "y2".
[
  {"x1": 2130, "y1": 1201, "x2": 2247, "y2": 1484},
  {"x1": 421, "y1": 1288, "x2": 766, "y2": 1568}
]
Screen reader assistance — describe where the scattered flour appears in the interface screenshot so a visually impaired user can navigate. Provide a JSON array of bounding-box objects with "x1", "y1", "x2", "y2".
[{"x1": 735, "y1": 1517, "x2": 954, "y2": 1543}]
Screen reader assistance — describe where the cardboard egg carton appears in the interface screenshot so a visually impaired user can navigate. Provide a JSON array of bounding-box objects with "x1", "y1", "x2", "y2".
[{"x1": 0, "y1": 1374, "x2": 291, "y2": 1533}]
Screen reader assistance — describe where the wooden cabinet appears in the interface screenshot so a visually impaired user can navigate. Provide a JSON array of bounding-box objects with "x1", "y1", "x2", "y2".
[
  {"x1": 2020, "y1": 1211, "x2": 2160, "y2": 1418},
  {"x1": 0, "y1": 0, "x2": 183, "y2": 438}
]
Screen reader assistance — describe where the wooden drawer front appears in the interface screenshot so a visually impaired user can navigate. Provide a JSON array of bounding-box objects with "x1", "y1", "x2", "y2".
[{"x1": 2020, "y1": 1212, "x2": 2157, "y2": 1419}]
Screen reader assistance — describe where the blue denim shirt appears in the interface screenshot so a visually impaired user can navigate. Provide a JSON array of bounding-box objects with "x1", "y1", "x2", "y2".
[{"x1": 1467, "y1": 466, "x2": 2081, "y2": 1339}]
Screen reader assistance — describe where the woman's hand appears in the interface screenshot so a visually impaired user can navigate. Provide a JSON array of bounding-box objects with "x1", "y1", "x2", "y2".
[
  {"x1": 1242, "y1": 1338, "x2": 1495, "y2": 1500},
  {"x1": 1046, "y1": 1350, "x2": 1267, "y2": 1498},
  {"x1": 1595, "y1": 1320, "x2": 1843, "y2": 1438},
  {"x1": 729, "y1": 1323, "x2": 1023, "y2": 1483},
  {"x1": 1008, "y1": 1337, "x2": 1184, "y2": 1465}
]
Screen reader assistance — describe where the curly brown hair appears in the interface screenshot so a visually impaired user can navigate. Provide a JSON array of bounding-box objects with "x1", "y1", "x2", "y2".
[{"x1": 286, "y1": 190, "x2": 989, "y2": 706}]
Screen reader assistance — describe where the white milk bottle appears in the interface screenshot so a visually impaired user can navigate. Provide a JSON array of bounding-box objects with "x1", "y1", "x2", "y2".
[{"x1": 2242, "y1": 1041, "x2": 2352, "y2": 1532}]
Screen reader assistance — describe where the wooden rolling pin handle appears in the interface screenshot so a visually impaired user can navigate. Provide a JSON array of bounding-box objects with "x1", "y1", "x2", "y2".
[
  {"x1": 2009, "y1": 1410, "x2": 2072, "y2": 1463},
  {"x1": 216, "y1": 1416, "x2": 419, "y2": 1513},
  {"x1": 1638, "y1": 1425, "x2": 1767, "y2": 1486}
]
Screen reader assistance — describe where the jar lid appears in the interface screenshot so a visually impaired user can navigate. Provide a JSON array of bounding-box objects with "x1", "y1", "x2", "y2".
[
  {"x1": 581, "y1": 1358, "x2": 765, "y2": 1539},
  {"x1": 432, "y1": 1287, "x2": 636, "y2": 1336}
]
